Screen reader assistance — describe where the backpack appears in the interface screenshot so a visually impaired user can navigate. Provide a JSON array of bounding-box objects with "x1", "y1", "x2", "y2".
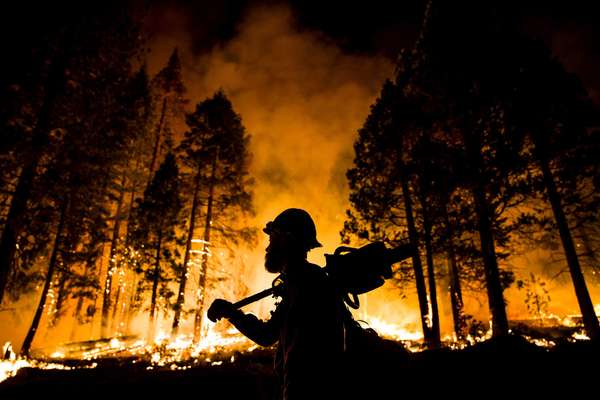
[
  {"x1": 341, "y1": 308, "x2": 381, "y2": 353},
  {"x1": 321, "y1": 241, "x2": 414, "y2": 363}
]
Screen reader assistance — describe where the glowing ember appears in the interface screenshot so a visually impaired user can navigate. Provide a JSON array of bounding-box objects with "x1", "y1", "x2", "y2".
[
  {"x1": 571, "y1": 331, "x2": 590, "y2": 341},
  {"x1": 49, "y1": 351, "x2": 65, "y2": 359},
  {"x1": 109, "y1": 338, "x2": 122, "y2": 349},
  {"x1": 361, "y1": 316, "x2": 422, "y2": 342},
  {"x1": 522, "y1": 336, "x2": 557, "y2": 348}
]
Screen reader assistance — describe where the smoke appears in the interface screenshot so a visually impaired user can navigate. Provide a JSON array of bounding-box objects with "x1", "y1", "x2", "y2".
[{"x1": 147, "y1": 5, "x2": 393, "y2": 299}]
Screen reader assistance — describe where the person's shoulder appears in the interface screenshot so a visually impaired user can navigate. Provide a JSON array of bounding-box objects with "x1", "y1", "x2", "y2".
[
  {"x1": 301, "y1": 262, "x2": 341, "y2": 305},
  {"x1": 303, "y1": 262, "x2": 331, "y2": 286},
  {"x1": 304, "y1": 261, "x2": 325, "y2": 276}
]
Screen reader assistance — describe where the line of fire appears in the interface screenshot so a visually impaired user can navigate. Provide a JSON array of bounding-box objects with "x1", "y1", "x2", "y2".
[{"x1": 1, "y1": 1, "x2": 599, "y2": 398}]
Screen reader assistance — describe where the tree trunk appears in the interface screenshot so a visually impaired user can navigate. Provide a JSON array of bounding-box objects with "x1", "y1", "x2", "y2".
[
  {"x1": 101, "y1": 174, "x2": 127, "y2": 337},
  {"x1": 149, "y1": 230, "x2": 163, "y2": 339},
  {"x1": 0, "y1": 162, "x2": 39, "y2": 305},
  {"x1": 448, "y1": 255, "x2": 465, "y2": 340},
  {"x1": 116, "y1": 163, "x2": 140, "y2": 329},
  {"x1": 399, "y1": 170, "x2": 432, "y2": 344},
  {"x1": 419, "y1": 192, "x2": 441, "y2": 347},
  {"x1": 0, "y1": 53, "x2": 68, "y2": 304},
  {"x1": 462, "y1": 124, "x2": 509, "y2": 337},
  {"x1": 444, "y1": 206, "x2": 465, "y2": 340},
  {"x1": 538, "y1": 153, "x2": 600, "y2": 340},
  {"x1": 20, "y1": 197, "x2": 69, "y2": 356},
  {"x1": 147, "y1": 97, "x2": 168, "y2": 189},
  {"x1": 193, "y1": 153, "x2": 218, "y2": 344},
  {"x1": 69, "y1": 259, "x2": 93, "y2": 342},
  {"x1": 69, "y1": 306, "x2": 80, "y2": 342},
  {"x1": 471, "y1": 183, "x2": 509, "y2": 337},
  {"x1": 49, "y1": 270, "x2": 69, "y2": 328},
  {"x1": 109, "y1": 174, "x2": 132, "y2": 333},
  {"x1": 171, "y1": 171, "x2": 201, "y2": 336},
  {"x1": 110, "y1": 269, "x2": 124, "y2": 334},
  {"x1": 125, "y1": 274, "x2": 139, "y2": 335}
]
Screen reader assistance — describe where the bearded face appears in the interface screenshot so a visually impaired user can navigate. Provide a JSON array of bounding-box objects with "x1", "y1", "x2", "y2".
[
  {"x1": 264, "y1": 233, "x2": 286, "y2": 273},
  {"x1": 264, "y1": 227, "x2": 309, "y2": 274},
  {"x1": 264, "y1": 247, "x2": 284, "y2": 273}
]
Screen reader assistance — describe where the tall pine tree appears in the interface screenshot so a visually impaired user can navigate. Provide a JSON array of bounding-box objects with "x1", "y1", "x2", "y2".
[
  {"x1": 129, "y1": 153, "x2": 183, "y2": 339},
  {"x1": 172, "y1": 91, "x2": 254, "y2": 341}
]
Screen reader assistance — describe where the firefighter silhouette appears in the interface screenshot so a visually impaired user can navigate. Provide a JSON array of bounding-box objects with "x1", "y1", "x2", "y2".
[{"x1": 208, "y1": 208, "x2": 345, "y2": 400}]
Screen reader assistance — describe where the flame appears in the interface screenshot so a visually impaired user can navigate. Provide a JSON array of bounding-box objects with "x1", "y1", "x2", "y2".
[
  {"x1": 0, "y1": 342, "x2": 89, "y2": 384},
  {"x1": 570, "y1": 331, "x2": 590, "y2": 341},
  {"x1": 1, "y1": 343, "x2": 29, "y2": 383},
  {"x1": 0, "y1": 320, "x2": 258, "y2": 382},
  {"x1": 3, "y1": 302, "x2": 599, "y2": 384},
  {"x1": 27, "y1": 320, "x2": 255, "y2": 366},
  {"x1": 361, "y1": 316, "x2": 422, "y2": 342},
  {"x1": 1, "y1": 357, "x2": 33, "y2": 383}
]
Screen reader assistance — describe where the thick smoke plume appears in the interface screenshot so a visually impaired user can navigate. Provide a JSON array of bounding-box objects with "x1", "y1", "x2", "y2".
[{"x1": 147, "y1": 4, "x2": 395, "y2": 313}]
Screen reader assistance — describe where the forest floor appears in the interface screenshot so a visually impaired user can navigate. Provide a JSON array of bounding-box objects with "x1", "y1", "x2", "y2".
[{"x1": 1, "y1": 327, "x2": 597, "y2": 400}]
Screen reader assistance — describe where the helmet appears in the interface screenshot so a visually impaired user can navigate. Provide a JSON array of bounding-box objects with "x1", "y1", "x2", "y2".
[{"x1": 263, "y1": 208, "x2": 322, "y2": 251}]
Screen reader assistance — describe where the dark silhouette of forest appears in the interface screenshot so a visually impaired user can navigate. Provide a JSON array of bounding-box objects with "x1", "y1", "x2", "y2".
[{"x1": 341, "y1": 1, "x2": 600, "y2": 346}]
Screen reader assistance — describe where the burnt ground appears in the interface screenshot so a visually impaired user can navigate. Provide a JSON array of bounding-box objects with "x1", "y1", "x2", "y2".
[{"x1": 1, "y1": 335, "x2": 598, "y2": 400}]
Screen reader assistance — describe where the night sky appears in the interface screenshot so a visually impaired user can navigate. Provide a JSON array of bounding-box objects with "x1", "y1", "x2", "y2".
[
  {"x1": 141, "y1": 0, "x2": 600, "y2": 103},
  {"x1": 3, "y1": 1, "x2": 599, "y2": 103}
]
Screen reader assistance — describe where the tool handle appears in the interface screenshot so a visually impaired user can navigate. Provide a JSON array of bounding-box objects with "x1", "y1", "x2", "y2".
[{"x1": 232, "y1": 287, "x2": 276, "y2": 309}]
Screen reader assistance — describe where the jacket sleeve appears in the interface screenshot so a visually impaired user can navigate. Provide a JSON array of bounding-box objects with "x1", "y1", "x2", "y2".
[{"x1": 227, "y1": 304, "x2": 282, "y2": 347}]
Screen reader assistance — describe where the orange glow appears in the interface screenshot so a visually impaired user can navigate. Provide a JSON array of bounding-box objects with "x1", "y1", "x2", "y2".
[{"x1": 1, "y1": 4, "x2": 599, "y2": 368}]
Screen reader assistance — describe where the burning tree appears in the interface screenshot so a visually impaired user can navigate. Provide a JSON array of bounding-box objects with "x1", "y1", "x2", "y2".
[
  {"x1": 129, "y1": 152, "x2": 184, "y2": 339},
  {"x1": 0, "y1": 6, "x2": 145, "y2": 310},
  {"x1": 100, "y1": 49, "x2": 187, "y2": 338},
  {"x1": 0, "y1": 23, "x2": 74, "y2": 307},
  {"x1": 147, "y1": 48, "x2": 188, "y2": 183},
  {"x1": 2, "y1": 10, "x2": 147, "y2": 355},
  {"x1": 172, "y1": 91, "x2": 255, "y2": 342},
  {"x1": 516, "y1": 273, "x2": 552, "y2": 323},
  {"x1": 99, "y1": 66, "x2": 154, "y2": 338}
]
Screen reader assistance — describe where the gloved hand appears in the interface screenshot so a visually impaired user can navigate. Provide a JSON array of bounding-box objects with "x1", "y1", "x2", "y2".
[{"x1": 207, "y1": 299, "x2": 237, "y2": 322}]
